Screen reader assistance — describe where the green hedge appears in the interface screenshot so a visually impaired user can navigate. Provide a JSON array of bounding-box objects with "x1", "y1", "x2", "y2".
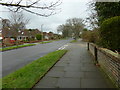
[
  {"x1": 1, "y1": 44, "x2": 36, "y2": 51},
  {"x1": 100, "y1": 16, "x2": 120, "y2": 52},
  {"x1": 81, "y1": 29, "x2": 99, "y2": 43},
  {"x1": 36, "y1": 34, "x2": 42, "y2": 40}
]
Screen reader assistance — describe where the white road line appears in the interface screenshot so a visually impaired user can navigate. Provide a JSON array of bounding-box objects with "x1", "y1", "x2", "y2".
[{"x1": 58, "y1": 44, "x2": 69, "y2": 50}]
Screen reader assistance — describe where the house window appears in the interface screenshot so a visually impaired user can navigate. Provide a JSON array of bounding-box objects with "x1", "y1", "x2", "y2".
[{"x1": 20, "y1": 37, "x2": 22, "y2": 40}]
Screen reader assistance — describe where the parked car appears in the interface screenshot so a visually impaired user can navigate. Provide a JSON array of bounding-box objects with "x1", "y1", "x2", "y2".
[{"x1": 10, "y1": 38, "x2": 15, "y2": 44}]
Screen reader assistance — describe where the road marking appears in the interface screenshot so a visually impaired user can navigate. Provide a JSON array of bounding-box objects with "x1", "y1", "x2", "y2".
[{"x1": 58, "y1": 44, "x2": 69, "y2": 50}]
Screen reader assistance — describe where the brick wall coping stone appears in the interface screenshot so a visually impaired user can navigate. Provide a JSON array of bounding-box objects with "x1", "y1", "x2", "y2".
[{"x1": 89, "y1": 43, "x2": 120, "y2": 64}]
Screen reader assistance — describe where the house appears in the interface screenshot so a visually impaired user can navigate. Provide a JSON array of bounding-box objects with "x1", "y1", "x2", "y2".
[
  {"x1": 0, "y1": 29, "x2": 2, "y2": 40},
  {"x1": 0, "y1": 30, "x2": 2, "y2": 47},
  {"x1": 53, "y1": 34, "x2": 62, "y2": 39},
  {"x1": 17, "y1": 29, "x2": 41, "y2": 41},
  {"x1": 43, "y1": 32, "x2": 49, "y2": 40},
  {"x1": 1, "y1": 18, "x2": 61, "y2": 45},
  {"x1": 2, "y1": 27, "x2": 42, "y2": 45},
  {"x1": 48, "y1": 32, "x2": 54, "y2": 40},
  {"x1": 42, "y1": 32, "x2": 57, "y2": 40},
  {"x1": 1, "y1": 19, "x2": 16, "y2": 43}
]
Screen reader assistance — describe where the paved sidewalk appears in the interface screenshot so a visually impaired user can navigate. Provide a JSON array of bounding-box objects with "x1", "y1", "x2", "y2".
[{"x1": 34, "y1": 40, "x2": 114, "y2": 88}]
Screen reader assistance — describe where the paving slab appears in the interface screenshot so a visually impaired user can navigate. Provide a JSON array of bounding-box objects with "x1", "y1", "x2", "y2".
[
  {"x1": 82, "y1": 63, "x2": 95, "y2": 67},
  {"x1": 81, "y1": 78, "x2": 110, "y2": 88},
  {"x1": 34, "y1": 77, "x2": 58, "y2": 88},
  {"x1": 64, "y1": 71, "x2": 84, "y2": 78},
  {"x1": 84, "y1": 71, "x2": 104, "y2": 79},
  {"x1": 46, "y1": 71, "x2": 65, "y2": 78},
  {"x1": 68, "y1": 60, "x2": 81, "y2": 64},
  {"x1": 50, "y1": 66, "x2": 65, "y2": 72},
  {"x1": 55, "y1": 63, "x2": 68, "y2": 67},
  {"x1": 68, "y1": 63, "x2": 83, "y2": 67},
  {"x1": 57, "y1": 77, "x2": 81, "y2": 88},
  {"x1": 64, "y1": 66, "x2": 81, "y2": 72},
  {"x1": 81, "y1": 66, "x2": 98, "y2": 72}
]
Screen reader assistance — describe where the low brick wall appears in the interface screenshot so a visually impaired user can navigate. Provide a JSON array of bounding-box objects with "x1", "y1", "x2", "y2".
[{"x1": 88, "y1": 43, "x2": 120, "y2": 88}]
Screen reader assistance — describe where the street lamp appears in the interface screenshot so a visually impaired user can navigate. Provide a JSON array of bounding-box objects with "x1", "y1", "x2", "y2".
[{"x1": 41, "y1": 24, "x2": 44, "y2": 43}]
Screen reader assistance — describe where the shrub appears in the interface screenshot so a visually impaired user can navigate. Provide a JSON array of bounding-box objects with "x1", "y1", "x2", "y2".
[
  {"x1": 29, "y1": 38, "x2": 35, "y2": 41},
  {"x1": 81, "y1": 29, "x2": 99, "y2": 43},
  {"x1": 36, "y1": 34, "x2": 42, "y2": 40},
  {"x1": 100, "y1": 16, "x2": 120, "y2": 52}
]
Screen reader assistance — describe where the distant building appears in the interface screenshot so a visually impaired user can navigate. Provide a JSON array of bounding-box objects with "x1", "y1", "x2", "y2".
[
  {"x1": 17, "y1": 29, "x2": 41, "y2": 40},
  {"x1": 0, "y1": 29, "x2": 2, "y2": 39},
  {"x1": 48, "y1": 32, "x2": 54, "y2": 40}
]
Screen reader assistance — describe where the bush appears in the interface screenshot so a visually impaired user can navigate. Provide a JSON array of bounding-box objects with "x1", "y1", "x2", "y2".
[
  {"x1": 100, "y1": 16, "x2": 120, "y2": 52},
  {"x1": 36, "y1": 34, "x2": 42, "y2": 40},
  {"x1": 81, "y1": 29, "x2": 99, "y2": 43},
  {"x1": 29, "y1": 38, "x2": 35, "y2": 41}
]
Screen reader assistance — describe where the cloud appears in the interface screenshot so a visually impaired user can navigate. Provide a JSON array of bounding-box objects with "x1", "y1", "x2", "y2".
[{"x1": 25, "y1": 0, "x2": 89, "y2": 33}]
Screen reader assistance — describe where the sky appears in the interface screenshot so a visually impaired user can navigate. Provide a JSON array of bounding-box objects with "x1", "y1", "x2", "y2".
[{"x1": 0, "y1": 0, "x2": 92, "y2": 33}]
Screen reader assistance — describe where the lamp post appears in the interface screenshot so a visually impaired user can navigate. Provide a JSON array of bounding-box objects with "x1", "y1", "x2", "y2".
[{"x1": 41, "y1": 24, "x2": 44, "y2": 43}]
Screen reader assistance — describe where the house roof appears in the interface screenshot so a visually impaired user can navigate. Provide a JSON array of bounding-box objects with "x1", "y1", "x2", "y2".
[
  {"x1": 48, "y1": 32, "x2": 54, "y2": 37},
  {"x1": 2, "y1": 28, "x2": 42, "y2": 38},
  {"x1": 18, "y1": 29, "x2": 41, "y2": 37},
  {"x1": 2, "y1": 27, "x2": 59, "y2": 38}
]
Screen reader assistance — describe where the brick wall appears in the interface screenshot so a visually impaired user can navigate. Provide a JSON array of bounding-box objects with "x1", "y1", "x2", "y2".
[{"x1": 88, "y1": 43, "x2": 120, "y2": 88}]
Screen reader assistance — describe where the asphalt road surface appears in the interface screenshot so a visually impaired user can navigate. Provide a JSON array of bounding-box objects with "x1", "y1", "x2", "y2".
[{"x1": 2, "y1": 39, "x2": 72, "y2": 77}]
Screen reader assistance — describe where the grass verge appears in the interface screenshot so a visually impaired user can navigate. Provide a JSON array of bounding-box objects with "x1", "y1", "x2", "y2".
[
  {"x1": 38, "y1": 38, "x2": 68, "y2": 44},
  {"x1": 0, "y1": 44, "x2": 36, "y2": 52},
  {"x1": 70, "y1": 40, "x2": 77, "y2": 43},
  {"x1": 2, "y1": 50, "x2": 67, "y2": 88},
  {"x1": 39, "y1": 41, "x2": 53, "y2": 44},
  {"x1": 0, "y1": 79, "x2": 1, "y2": 89}
]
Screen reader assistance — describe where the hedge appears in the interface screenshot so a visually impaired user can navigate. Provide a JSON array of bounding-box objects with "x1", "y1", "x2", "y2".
[{"x1": 100, "y1": 16, "x2": 120, "y2": 52}]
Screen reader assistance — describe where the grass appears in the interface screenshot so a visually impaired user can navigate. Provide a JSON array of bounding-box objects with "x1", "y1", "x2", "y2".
[
  {"x1": 38, "y1": 38, "x2": 68, "y2": 44},
  {"x1": 2, "y1": 50, "x2": 67, "y2": 88},
  {"x1": 0, "y1": 44, "x2": 36, "y2": 51},
  {"x1": 54, "y1": 38, "x2": 67, "y2": 41},
  {"x1": 70, "y1": 40, "x2": 77, "y2": 43},
  {"x1": 39, "y1": 41, "x2": 53, "y2": 44},
  {"x1": 0, "y1": 79, "x2": 1, "y2": 89}
]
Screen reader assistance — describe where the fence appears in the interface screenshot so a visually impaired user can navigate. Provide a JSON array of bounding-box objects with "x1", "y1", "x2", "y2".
[{"x1": 88, "y1": 43, "x2": 120, "y2": 88}]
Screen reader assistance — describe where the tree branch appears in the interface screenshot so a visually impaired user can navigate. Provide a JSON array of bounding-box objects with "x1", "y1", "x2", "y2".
[
  {"x1": 0, "y1": 0, "x2": 62, "y2": 17},
  {"x1": 21, "y1": 7, "x2": 56, "y2": 17}
]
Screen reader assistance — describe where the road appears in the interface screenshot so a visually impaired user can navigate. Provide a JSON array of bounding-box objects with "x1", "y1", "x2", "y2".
[{"x1": 2, "y1": 39, "x2": 72, "y2": 77}]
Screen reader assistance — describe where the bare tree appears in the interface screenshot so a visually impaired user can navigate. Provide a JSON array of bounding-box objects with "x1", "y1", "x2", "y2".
[
  {"x1": 85, "y1": 1, "x2": 99, "y2": 30},
  {"x1": 9, "y1": 11, "x2": 29, "y2": 30},
  {"x1": 9, "y1": 11, "x2": 29, "y2": 31},
  {"x1": 57, "y1": 18, "x2": 84, "y2": 39},
  {"x1": 57, "y1": 24, "x2": 64, "y2": 33},
  {"x1": 57, "y1": 24, "x2": 70, "y2": 38},
  {"x1": 66, "y1": 18, "x2": 84, "y2": 39},
  {"x1": 8, "y1": 11, "x2": 30, "y2": 40},
  {"x1": 0, "y1": 0, "x2": 62, "y2": 17}
]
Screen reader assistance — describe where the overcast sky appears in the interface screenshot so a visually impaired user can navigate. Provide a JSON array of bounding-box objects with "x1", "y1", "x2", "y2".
[{"x1": 0, "y1": 0, "x2": 92, "y2": 33}]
